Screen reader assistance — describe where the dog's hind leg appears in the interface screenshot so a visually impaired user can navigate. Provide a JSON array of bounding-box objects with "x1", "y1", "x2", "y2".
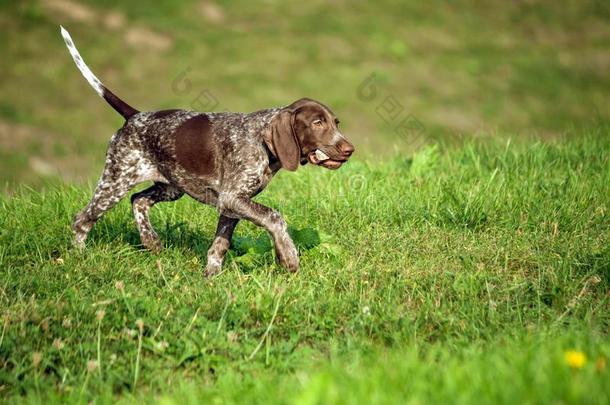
[
  {"x1": 73, "y1": 176, "x2": 137, "y2": 249},
  {"x1": 73, "y1": 134, "x2": 164, "y2": 249},
  {"x1": 131, "y1": 183, "x2": 184, "y2": 252}
]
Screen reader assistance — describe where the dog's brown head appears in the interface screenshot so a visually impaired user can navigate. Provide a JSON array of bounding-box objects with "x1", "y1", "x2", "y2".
[{"x1": 270, "y1": 98, "x2": 354, "y2": 171}]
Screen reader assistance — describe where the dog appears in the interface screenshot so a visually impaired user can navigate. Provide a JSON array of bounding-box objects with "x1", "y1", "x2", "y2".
[{"x1": 60, "y1": 27, "x2": 354, "y2": 276}]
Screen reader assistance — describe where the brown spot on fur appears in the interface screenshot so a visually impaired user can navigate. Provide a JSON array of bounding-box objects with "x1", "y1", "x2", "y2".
[{"x1": 174, "y1": 114, "x2": 216, "y2": 176}]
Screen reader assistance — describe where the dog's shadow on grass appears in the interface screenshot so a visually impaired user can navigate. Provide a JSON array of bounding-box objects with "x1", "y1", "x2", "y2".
[
  {"x1": 226, "y1": 226, "x2": 322, "y2": 271},
  {"x1": 87, "y1": 219, "x2": 322, "y2": 271},
  {"x1": 89, "y1": 219, "x2": 213, "y2": 256}
]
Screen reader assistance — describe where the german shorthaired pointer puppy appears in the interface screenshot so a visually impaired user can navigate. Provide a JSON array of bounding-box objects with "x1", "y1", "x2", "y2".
[{"x1": 61, "y1": 27, "x2": 354, "y2": 276}]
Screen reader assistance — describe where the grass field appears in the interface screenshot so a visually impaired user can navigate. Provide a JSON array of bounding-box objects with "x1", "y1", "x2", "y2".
[
  {"x1": 1, "y1": 134, "x2": 609, "y2": 403},
  {"x1": 2, "y1": 0, "x2": 610, "y2": 403}
]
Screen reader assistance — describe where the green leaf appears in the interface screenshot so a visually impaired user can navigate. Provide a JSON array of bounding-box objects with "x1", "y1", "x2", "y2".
[{"x1": 290, "y1": 227, "x2": 321, "y2": 250}]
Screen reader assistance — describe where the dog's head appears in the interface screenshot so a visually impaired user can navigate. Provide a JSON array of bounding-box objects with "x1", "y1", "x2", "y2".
[{"x1": 270, "y1": 98, "x2": 354, "y2": 171}]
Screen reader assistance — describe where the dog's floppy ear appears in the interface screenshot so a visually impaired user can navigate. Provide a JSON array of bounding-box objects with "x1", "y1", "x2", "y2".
[{"x1": 271, "y1": 110, "x2": 300, "y2": 171}]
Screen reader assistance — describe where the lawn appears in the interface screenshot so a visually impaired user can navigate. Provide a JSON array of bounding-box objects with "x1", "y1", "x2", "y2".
[
  {"x1": 1, "y1": 0, "x2": 610, "y2": 403},
  {"x1": 1, "y1": 134, "x2": 608, "y2": 403}
]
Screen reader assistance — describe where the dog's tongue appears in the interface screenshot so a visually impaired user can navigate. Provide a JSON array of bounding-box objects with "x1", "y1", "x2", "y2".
[{"x1": 314, "y1": 149, "x2": 330, "y2": 161}]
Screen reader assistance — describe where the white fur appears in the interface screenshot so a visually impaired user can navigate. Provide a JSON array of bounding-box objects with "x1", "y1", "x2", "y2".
[{"x1": 60, "y1": 26, "x2": 104, "y2": 97}]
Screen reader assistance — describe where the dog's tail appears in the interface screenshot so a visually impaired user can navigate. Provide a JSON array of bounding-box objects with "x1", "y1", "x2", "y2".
[{"x1": 60, "y1": 26, "x2": 139, "y2": 120}]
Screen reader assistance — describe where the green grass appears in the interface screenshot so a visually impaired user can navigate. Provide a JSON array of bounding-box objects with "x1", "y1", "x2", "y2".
[
  {"x1": 1, "y1": 133, "x2": 609, "y2": 403},
  {"x1": 2, "y1": 2, "x2": 610, "y2": 401}
]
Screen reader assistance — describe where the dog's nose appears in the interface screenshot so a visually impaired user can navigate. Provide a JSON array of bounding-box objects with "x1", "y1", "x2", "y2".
[{"x1": 340, "y1": 142, "x2": 354, "y2": 157}]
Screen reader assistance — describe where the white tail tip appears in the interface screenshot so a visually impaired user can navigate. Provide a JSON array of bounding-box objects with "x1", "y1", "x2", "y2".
[{"x1": 60, "y1": 25, "x2": 104, "y2": 97}]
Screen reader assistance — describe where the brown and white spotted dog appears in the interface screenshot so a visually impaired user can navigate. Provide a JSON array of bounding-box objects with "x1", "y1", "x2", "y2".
[{"x1": 61, "y1": 27, "x2": 354, "y2": 276}]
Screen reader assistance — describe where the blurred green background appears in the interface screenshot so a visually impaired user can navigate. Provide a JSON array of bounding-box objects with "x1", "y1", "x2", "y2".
[{"x1": 1, "y1": 0, "x2": 609, "y2": 188}]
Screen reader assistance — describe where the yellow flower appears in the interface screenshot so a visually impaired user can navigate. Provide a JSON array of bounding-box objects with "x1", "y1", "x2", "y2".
[{"x1": 564, "y1": 350, "x2": 587, "y2": 369}]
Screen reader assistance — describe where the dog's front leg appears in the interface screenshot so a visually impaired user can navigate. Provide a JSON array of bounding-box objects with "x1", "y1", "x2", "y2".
[
  {"x1": 218, "y1": 194, "x2": 299, "y2": 273},
  {"x1": 204, "y1": 215, "x2": 239, "y2": 277}
]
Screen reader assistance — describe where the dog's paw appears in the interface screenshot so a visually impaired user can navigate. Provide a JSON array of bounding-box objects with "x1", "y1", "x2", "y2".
[
  {"x1": 73, "y1": 233, "x2": 87, "y2": 251},
  {"x1": 276, "y1": 243, "x2": 299, "y2": 273},
  {"x1": 138, "y1": 229, "x2": 162, "y2": 253},
  {"x1": 142, "y1": 237, "x2": 162, "y2": 254},
  {"x1": 204, "y1": 257, "x2": 223, "y2": 277}
]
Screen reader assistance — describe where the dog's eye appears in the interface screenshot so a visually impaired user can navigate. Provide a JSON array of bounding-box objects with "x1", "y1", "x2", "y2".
[{"x1": 312, "y1": 119, "x2": 324, "y2": 128}]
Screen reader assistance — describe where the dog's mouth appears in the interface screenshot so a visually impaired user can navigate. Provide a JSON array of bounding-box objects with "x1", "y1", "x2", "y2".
[{"x1": 308, "y1": 149, "x2": 347, "y2": 170}]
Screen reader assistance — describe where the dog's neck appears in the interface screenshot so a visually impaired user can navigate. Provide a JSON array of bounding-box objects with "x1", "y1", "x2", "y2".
[
  {"x1": 258, "y1": 108, "x2": 284, "y2": 172},
  {"x1": 262, "y1": 139, "x2": 282, "y2": 172}
]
